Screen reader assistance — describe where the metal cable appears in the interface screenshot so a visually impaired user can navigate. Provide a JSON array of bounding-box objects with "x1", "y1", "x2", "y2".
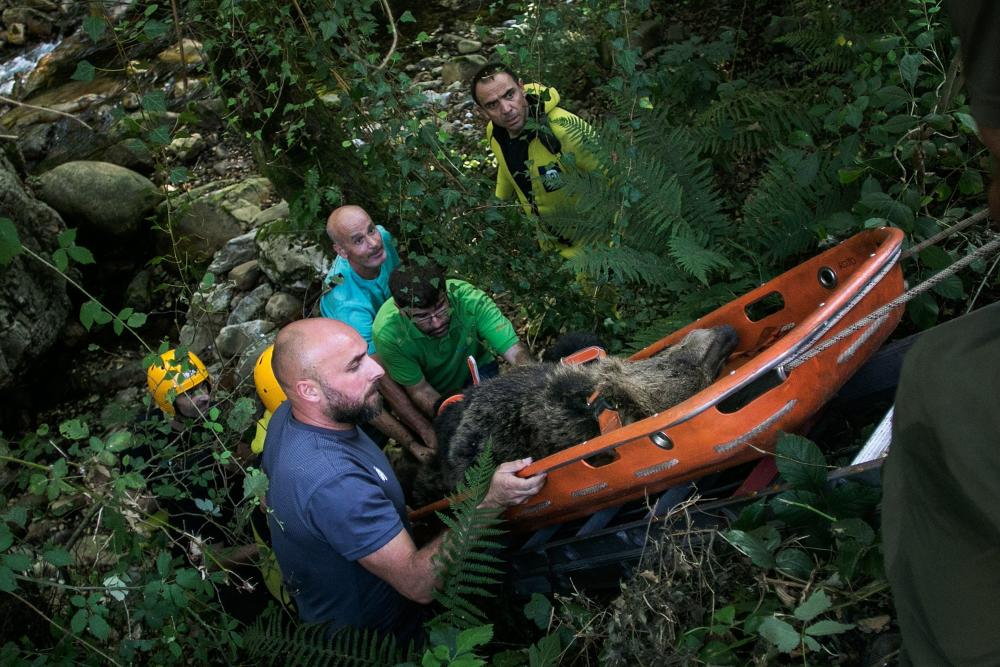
[
  {"x1": 900, "y1": 208, "x2": 992, "y2": 260},
  {"x1": 786, "y1": 231, "x2": 1000, "y2": 371}
]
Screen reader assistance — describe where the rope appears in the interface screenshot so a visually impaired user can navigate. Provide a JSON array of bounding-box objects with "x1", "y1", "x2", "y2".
[
  {"x1": 900, "y1": 208, "x2": 992, "y2": 261},
  {"x1": 785, "y1": 231, "x2": 1000, "y2": 371}
]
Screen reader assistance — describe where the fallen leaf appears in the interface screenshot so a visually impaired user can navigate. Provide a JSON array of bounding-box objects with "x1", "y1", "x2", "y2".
[{"x1": 857, "y1": 615, "x2": 890, "y2": 633}]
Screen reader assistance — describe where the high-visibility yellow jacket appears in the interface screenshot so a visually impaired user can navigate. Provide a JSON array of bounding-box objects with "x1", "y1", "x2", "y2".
[{"x1": 486, "y1": 84, "x2": 598, "y2": 219}]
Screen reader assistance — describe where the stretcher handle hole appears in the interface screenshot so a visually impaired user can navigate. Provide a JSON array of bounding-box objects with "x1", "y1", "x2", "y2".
[
  {"x1": 817, "y1": 266, "x2": 838, "y2": 289},
  {"x1": 650, "y1": 431, "x2": 673, "y2": 449},
  {"x1": 583, "y1": 450, "x2": 619, "y2": 467},
  {"x1": 744, "y1": 291, "x2": 785, "y2": 322}
]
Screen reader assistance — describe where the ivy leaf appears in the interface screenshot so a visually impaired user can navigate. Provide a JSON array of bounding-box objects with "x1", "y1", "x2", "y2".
[
  {"x1": 242, "y1": 468, "x2": 269, "y2": 502},
  {"x1": 226, "y1": 397, "x2": 256, "y2": 433},
  {"x1": 955, "y1": 112, "x2": 978, "y2": 134},
  {"x1": 148, "y1": 125, "x2": 172, "y2": 146},
  {"x1": 805, "y1": 619, "x2": 854, "y2": 636},
  {"x1": 43, "y1": 548, "x2": 73, "y2": 567},
  {"x1": 126, "y1": 312, "x2": 147, "y2": 328},
  {"x1": 71, "y1": 609, "x2": 88, "y2": 634},
  {"x1": 88, "y1": 613, "x2": 110, "y2": 640},
  {"x1": 144, "y1": 19, "x2": 168, "y2": 39},
  {"x1": 103, "y1": 574, "x2": 129, "y2": 602},
  {"x1": 0, "y1": 217, "x2": 22, "y2": 264},
  {"x1": 721, "y1": 529, "x2": 776, "y2": 568},
  {"x1": 157, "y1": 551, "x2": 172, "y2": 578},
  {"x1": 455, "y1": 624, "x2": 493, "y2": 654},
  {"x1": 80, "y1": 300, "x2": 100, "y2": 330},
  {"x1": 59, "y1": 419, "x2": 89, "y2": 441},
  {"x1": 3, "y1": 552, "x2": 31, "y2": 572},
  {"x1": 175, "y1": 568, "x2": 201, "y2": 590},
  {"x1": 838, "y1": 167, "x2": 865, "y2": 184},
  {"x1": 71, "y1": 60, "x2": 95, "y2": 82},
  {"x1": 319, "y1": 20, "x2": 338, "y2": 40},
  {"x1": 794, "y1": 590, "x2": 832, "y2": 622},
  {"x1": 4, "y1": 506, "x2": 28, "y2": 528},
  {"x1": 169, "y1": 167, "x2": 189, "y2": 184},
  {"x1": 931, "y1": 273, "x2": 964, "y2": 301},
  {"x1": 83, "y1": 15, "x2": 106, "y2": 42},
  {"x1": 527, "y1": 632, "x2": 561, "y2": 665},
  {"x1": 57, "y1": 228, "x2": 76, "y2": 247},
  {"x1": 67, "y1": 245, "x2": 95, "y2": 265},
  {"x1": 958, "y1": 169, "x2": 984, "y2": 195},
  {"x1": 524, "y1": 592, "x2": 552, "y2": 630},
  {"x1": 906, "y1": 291, "x2": 939, "y2": 329},
  {"x1": 106, "y1": 431, "x2": 132, "y2": 452},
  {"x1": 899, "y1": 52, "x2": 923, "y2": 86},
  {"x1": 399, "y1": 10, "x2": 416, "y2": 23},
  {"x1": 93, "y1": 307, "x2": 113, "y2": 325},
  {"x1": 776, "y1": 548, "x2": 814, "y2": 579},
  {"x1": 0, "y1": 524, "x2": 12, "y2": 552},
  {"x1": 775, "y1": 433, "x2": 827, "y2": 492},
  {"x1": 758, "y1": 616, "x2": 799, "y2": 653},
  {"x1": 142, "y1": 91, "x2": 167, "y2": 113},
  {"x1": 52, "y1": 248, "x2": 68, "y2": 272}
]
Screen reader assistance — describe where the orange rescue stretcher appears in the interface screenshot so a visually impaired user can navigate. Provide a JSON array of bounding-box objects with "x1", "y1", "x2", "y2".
[{"x1": 412, "y1": 227, "x2": 905, "y2": 531}]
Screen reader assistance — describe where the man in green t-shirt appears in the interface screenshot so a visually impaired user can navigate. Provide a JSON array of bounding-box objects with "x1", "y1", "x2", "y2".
[{"x1": 372, "y1": 262, "x2": 532, "y2": 417}]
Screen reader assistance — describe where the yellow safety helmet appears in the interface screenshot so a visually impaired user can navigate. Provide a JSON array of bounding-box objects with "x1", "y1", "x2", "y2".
[
  {"x1": 147, "y1": 349, "x2": 210, "y2": 415},
  {"x1": 254, "y1": 345, "x2": 287, "y2": 412}
]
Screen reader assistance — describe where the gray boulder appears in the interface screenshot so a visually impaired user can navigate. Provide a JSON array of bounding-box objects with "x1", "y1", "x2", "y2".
[
  {"x1": 265, "y1": 292, "x2": 302, "y2": 327},
  {"x1": 252, "y1": 200, "x2": 289, "y2": 226},
  {"x1": 236, "y1": 331, "x2": 277, "y2": 390},
  {"x1": 102, "y1": 138, "x2": 155, "y2": 175},
  {"x1": 256, "y1": 232, "x2": 328, "y2": 294},
  {"x1": 206, "y1": 230, "x2": 257, "y2": 276},
  {"x1": 160, "y1": 177, "x2": 273, "y2": 265},
  {"x1": 35, "y1": 161, "x2": 162, "y2": 236},
  {"x1": 228, "y1": 259, "x2": 261, "y2": 292},
  {"x1": 227, "y1": 283, "x2": 273, "y2": 326},
  {"x1": 0, "y1": 146, "x2": 70, "y2": 391},
  {"x1": 215, "y1": 319, "x2": 275, "y2": 359},
  {"x1": 178, "y1": 282, "x2": 234, "y2": 357},
  {"x1": 442, "y1": 54, "x2": 487, "y2": 86}
]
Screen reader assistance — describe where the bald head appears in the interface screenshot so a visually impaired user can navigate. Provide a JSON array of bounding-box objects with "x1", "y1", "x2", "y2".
[
  {"x1": 272, "y1": 318, "x2": 384, "y2": 428},
  {"x1": 325, "y1": 205, "x2": 387, "y2": 280},
  {"x1": 325, "y1": 205, "x2": 370, "y2": 246},
  {"x1": 273, "y1": 318, "x2": 357, "y2": 392}
]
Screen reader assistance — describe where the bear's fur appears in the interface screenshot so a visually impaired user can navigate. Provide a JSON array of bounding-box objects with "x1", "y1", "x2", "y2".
[{"x1": 412, "y1": 325, "x2": 739, "y2": 506}]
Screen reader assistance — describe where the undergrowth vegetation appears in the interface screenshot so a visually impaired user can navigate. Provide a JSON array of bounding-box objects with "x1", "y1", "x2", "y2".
[{"x1": 0, "y1": 0, "x2": 995, "y2": 663}]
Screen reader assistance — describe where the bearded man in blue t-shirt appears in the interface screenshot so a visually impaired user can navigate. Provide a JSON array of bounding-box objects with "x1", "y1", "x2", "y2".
[
  {"x1": 262, "y1": 318, "x2": 545, "y2": 644},
  {"x1": 319, "y1": 205, "x2": 437, "y2": 461}
]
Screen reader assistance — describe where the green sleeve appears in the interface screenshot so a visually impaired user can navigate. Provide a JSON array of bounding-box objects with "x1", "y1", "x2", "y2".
[
  {"x1": 372, "y1": 304, "x2": 425, "y2": 387},
  {"x1": 454, "y1": 281, "x2": 519, "y2": 356}
]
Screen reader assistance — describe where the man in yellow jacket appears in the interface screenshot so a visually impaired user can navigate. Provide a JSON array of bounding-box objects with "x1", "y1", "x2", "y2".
[{"x1": 471, "y1": 63, "x2": 598, "y2": 255}]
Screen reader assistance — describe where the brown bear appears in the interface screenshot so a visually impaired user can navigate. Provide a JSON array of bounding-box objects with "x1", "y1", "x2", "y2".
[{"x1": 412, "y1": 325, "x2": 739, "y2": 506}]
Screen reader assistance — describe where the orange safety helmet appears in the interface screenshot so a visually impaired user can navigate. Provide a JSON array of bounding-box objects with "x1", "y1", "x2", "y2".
[
  {"x1": 147, "y1": 349, "x2": 209, "y2": 415},
  {"x1": 254, "y1": 345, "x2": 287, "y2": 412}
]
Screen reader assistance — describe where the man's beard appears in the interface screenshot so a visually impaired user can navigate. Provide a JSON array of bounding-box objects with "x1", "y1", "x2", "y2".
[{"x1": 320, "y1": 381, "x2": 382, "y2": 425}]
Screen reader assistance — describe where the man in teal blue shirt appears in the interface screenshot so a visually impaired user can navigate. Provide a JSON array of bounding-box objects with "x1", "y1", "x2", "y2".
[{"x1": 320, "y1": 205, "x2": 436, "y2": 458}]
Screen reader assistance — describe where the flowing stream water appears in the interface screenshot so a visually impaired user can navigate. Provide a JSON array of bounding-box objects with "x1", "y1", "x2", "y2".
[{"x1": 0, "y1": 39, "x2": 60, "y2": 95}]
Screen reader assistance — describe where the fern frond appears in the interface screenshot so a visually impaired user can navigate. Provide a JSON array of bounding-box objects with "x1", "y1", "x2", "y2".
[
  {"x1": 565, "y1": 245, "x2": 678, "y2": 286},
  {"x1": 741, "y1": 147, "x2": 853, "y2": 262},
  {"x1": 667, "y1": 234, "x2": 732, "y2": 285},
  {"x1": 694, "y1": 86, "x2": 812, "y2": 159},
  {"x1": 429, "y1": 443, "x2": 508, "y2": 631},
  {"x1": 243, "y1": 605, "x2": 414, "y2": 666}
]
